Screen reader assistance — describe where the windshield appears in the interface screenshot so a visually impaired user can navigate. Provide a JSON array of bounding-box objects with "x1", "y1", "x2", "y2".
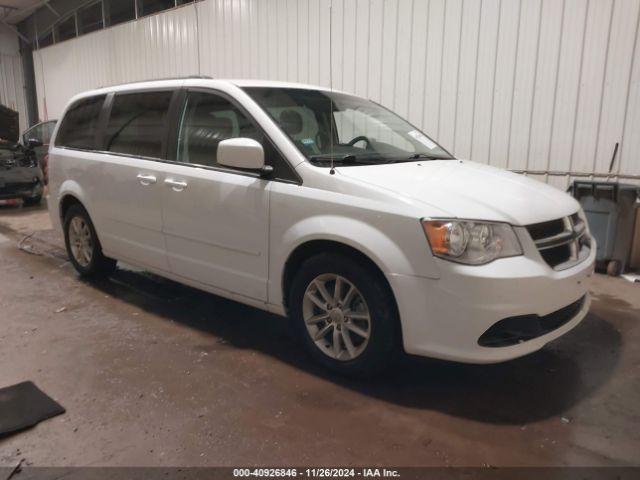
[{"x1": 244, "y1": 87, "x2": 454, "y2": 167}]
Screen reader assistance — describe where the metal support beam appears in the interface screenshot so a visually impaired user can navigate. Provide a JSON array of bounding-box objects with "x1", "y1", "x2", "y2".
[
  {"x1": 0, "y1": 5, "x2": 15, "y2": 21},
  {"x1": 1, "y1": 0, "x2": 59, "y2": 24},
  {"x1": 44, "y1": 0, "x2": 60, "y2": 17},
  {"x1": 0, "y1": 18, "x2": 31, "y2": 43}
]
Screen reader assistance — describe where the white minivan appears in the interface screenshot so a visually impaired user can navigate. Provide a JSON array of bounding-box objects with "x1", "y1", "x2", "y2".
[{"x1": 48, "y1": 77, "x2": 595, "y2": 375}]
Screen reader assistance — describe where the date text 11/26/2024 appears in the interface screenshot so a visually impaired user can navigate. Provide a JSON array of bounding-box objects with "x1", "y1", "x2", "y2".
[{"x1": 233, "y1": 468, "x2": 401, "y2": 478}]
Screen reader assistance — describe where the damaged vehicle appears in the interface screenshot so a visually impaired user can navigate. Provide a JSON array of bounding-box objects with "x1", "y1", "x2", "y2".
[
  {"x1": 21, "y1": 119, "x2": 57, "y2": 184},
  {"x1": 0, "y1": 142, "x2": 45, "y2": 206}
]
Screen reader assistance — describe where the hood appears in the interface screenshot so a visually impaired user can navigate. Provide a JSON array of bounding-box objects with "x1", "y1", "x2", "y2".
[{"x1": 336, "y1": 159, "x2": 580, "y2": 226}]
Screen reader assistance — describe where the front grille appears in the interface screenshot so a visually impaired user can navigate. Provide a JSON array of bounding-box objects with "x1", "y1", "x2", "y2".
[
  {"x1": 0, "y1": 180, "x2": 39, "y2": 196},
  {"x1": 526, "y1": 214, "x2": 590, "y2": 270},
  {"x1": 478, "y1": 295, "x2": 586, "y2": 347},
  {"x1": 527, "y1": 218, "x2": 565, "y2": 240},
  {"x1": 1, "y1": 181, "x2": 38, "y2": 189}
]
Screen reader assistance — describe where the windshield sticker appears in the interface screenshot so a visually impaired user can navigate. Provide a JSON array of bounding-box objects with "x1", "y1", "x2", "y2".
[
  {"x1": 301, "y1": 138, "x2": 315, "y2": 145},
  {"x1": 408, "y1": 130, "x2": 438, "y2": 150}
]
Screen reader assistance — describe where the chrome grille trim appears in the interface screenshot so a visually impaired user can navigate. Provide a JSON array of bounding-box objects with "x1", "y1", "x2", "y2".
[
  {"x1": 533, "y1": 223, "x2": 586, "y2": 251},
  {"x1": 527, "y1": 214, "x2": 591, "y2": 270}
]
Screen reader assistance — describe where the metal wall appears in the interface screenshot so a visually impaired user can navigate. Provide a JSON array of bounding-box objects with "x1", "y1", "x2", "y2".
[
  {"x1": 33, "y1": 0, "x2": 640, "y2": 188},
  {"x1": 1, "y1": 24, "x2": 28, "y2": 134}
]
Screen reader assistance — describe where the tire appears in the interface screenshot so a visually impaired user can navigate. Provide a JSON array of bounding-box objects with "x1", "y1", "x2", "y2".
[
  {"x1": 23, "y1": 194, "x2": 42, "y2": 206},
  {"x1": 63, "y1": 204, "x2": 116, "y2": 277},
  {"x1": 289, "y1": 252, "x2": 399, "y2": 377},
  {"x1": 606, "y1": 259, "x2": 622, "y2": 277}
]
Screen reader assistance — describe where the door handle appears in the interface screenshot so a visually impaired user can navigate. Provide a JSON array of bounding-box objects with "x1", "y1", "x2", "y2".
[
  {"x1": 137, "y1": 174, "x2": 157, "y2": 186},
  {"x1": 164, "y1": 178, "x2": 188, "y2": 191}
]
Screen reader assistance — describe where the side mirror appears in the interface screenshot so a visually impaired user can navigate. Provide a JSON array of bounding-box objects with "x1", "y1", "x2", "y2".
[
  {"x1": 217, "y1": 138, "x2": 272, "y2": 176},
  {"x1": 27, "y1": 138, "x2": 43, "y2": 149}
]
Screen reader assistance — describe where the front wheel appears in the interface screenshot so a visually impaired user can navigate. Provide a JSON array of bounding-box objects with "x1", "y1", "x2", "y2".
[
  {"x1": 63, "y1": 204, "x2": 116, "y2": 277},
  {"x1": 289, "y1": 253, "x2": 399, "y2": 376}
]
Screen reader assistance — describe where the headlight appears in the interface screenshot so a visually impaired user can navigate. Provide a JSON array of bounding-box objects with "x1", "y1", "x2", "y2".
[{"x1": 421, "y1": 219, "x2": 522, "y2": 265}]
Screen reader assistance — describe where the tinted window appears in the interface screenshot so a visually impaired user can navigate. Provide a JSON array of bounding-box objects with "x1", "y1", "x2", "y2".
[
  {"x1": 55, "y1": 15, "x2": 77, "y2": 42},
  {"x1": 177, "y1": 92, "x2": 260, "y2": 167},
  {"x1": 78, "y1": 2, "x2": 104, "y2": 34},
  {"x1": 105, "y1": 0, "x2": 135, "y2": 27},
  {"x1": 56, "y1": 96, "x2": 105, "y2": 150},
  {"x1": 105, "y1": 91, "x2": 172, "y2": 159}
]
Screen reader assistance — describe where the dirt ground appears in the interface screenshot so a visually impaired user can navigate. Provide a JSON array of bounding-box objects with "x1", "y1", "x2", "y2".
[{"x1": 0, "y1": 200, "x2": 638, "y2": 467}]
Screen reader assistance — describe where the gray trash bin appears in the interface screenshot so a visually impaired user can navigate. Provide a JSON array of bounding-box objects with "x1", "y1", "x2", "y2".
[{"x1": 570, "y1": 181, "x2": 639, "y2": 276}]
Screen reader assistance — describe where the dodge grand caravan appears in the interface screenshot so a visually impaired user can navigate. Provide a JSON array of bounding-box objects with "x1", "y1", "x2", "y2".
[{"x1": 48, "y1": 78, "x2": 595, "y2": 375}]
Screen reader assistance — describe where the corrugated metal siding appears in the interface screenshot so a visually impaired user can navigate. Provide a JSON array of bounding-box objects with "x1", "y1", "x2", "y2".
[
  {"x1": 33, "y1": 4, "x2": 199, "y2": 120},
  {"x1": 33, "y1": 0, "x2": 640, "y2": 187},
  {"x1": 1, "y1": 25, "x2": 28, "y2": 133}
]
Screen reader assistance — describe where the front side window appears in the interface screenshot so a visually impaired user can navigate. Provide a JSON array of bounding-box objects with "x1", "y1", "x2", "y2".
[
  {"x1": 56, "y1": 96, "x2": 105, "y2": 150},
  {"x1": 245, "y1": 87, "x2": 453, "y2": 167},
  {"x1": 177, "y1": 92, "x2": 261, "y2": 167},
  {"x1": 176, "y1": 91, "x2": 297, "y2": 181},
  {"x1": 104, "y1": 91, "x2": 172, "y2": 159},
  {"x1": 24, "y1": 124, "x2": 43, "y2": 144},
  {"x1": 26, "y1": 121, "x2": 57, "y2": 145}
]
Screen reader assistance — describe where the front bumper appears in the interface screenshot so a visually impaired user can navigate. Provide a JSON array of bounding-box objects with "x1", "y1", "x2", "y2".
[{"x1": 388, "y1": 230, "x2": 596, "y2": 364}]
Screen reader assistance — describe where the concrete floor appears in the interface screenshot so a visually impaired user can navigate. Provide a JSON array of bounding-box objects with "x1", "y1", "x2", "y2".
[{"x1": 0, "y1": 201, "x2": 638, "y2": 467}]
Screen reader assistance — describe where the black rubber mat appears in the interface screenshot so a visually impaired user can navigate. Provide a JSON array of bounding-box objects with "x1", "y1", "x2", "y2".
[{"x1": 0, "y1": 381, "x2": 65, "y2": 436}]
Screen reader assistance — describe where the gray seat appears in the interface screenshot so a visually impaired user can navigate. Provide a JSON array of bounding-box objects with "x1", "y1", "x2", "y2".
[{"x1": 279, "y1": 109, "x2": 304, "y2": 137}]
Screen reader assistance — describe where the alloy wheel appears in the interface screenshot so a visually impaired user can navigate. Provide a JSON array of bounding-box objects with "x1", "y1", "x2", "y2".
[
  {"x1": 68, "y1": 216, "x2": 93, "y2": 267},
  {"x1": 302, "y1": 273, "x2": 371, "y2": 361}
]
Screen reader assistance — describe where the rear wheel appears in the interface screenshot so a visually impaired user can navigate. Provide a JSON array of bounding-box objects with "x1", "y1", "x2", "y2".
[
  {"x1": 63, "y1": 204, "x2": 116, "y2": 277},
  {"x1": 289, "y1": 253, "x2": 399, "y2": 376}
]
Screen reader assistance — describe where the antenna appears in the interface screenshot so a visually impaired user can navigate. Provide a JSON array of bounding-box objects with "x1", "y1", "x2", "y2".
[{"x1": 329, "y1": 0, "x2": 336, "y2": 175}]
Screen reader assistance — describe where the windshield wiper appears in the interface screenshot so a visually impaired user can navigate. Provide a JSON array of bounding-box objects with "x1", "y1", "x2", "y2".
[
  {"x1": 387, "y1": 153, "x2": 454, "y2": 163},
  {"x1": 409, "y1": 153, "x2": 453, "y2": 160},
  {"x1": 309, "y1": 154, "x2": 360, "y2": 164}
]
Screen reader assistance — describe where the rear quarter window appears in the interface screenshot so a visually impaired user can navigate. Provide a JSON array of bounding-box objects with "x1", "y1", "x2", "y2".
[{"x1": 56, "y1": 96, "x2": 106, "y2": 150}]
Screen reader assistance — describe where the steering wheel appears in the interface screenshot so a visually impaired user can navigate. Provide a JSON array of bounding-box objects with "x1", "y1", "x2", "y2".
[{"x1": 347, "y1": 135, "x2": 372, "y2": 149}]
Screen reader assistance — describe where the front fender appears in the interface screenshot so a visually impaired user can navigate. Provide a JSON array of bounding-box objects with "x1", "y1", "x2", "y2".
[
  {"x1": 285, "y1": 215, "x2": 424, "y2": 276},
  {"x1": 269, "y1": 213, "x2": 440, "y2": 308}
]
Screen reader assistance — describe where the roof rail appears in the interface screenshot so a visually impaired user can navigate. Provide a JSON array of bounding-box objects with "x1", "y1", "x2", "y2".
[{"x1": 98, "y1": 75, "x2": 213, "y2": 89}]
